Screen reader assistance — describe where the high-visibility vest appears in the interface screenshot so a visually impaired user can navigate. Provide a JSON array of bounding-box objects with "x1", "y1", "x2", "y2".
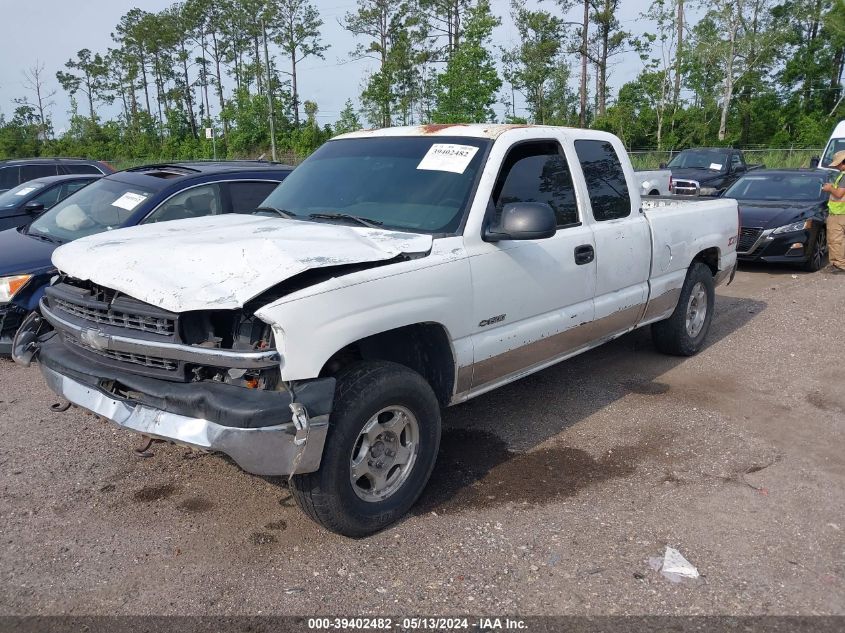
[{"x1": 831, "y1": 172, "x2": 845, "y2": 215}]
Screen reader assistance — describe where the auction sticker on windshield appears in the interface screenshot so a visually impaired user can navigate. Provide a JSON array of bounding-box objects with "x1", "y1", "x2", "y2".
[
  {"x1": 111, "y1": 192, "x2": 148, "y2": 211},
  {"x1": 417, "y1": 143, "x2": 479, "y2": 174},
  {"x1": 15, "y1": 187, "x2": 37, "y2": 196},
  {"x1": 709, "y1": 163, "x2": 723, "y2": 170}
]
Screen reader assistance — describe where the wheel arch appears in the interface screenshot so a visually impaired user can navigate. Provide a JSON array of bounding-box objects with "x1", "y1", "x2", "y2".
[
  {"x1": 692, "y1": 246, "x2": 720, "y2": 276},
  {"x1": 318, "y1": 322, "x2": 457, "y2": 407}
]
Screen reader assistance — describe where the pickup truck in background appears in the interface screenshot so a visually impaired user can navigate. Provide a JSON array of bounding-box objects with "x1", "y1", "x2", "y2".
[
  {"x1": 635, "y1": 169, "x2": 673, "y2": 196},
  {"x1": 14, "y1": 125, "x2": 739, "y2": 536},
  {"x1": 667, "y1": 148, "x2": 764, "y2": 196}
]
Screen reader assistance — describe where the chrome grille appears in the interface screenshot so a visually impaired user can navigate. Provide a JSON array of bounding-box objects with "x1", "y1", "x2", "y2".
[
  {"x1": 52, "y1": 297, "x2": 175, "y2": 336},
  {"x1": 65, "y1": 335, "x2": 178, "y2": 371},
  {"x1": 672, "y1": 179, "x2": 699, "y2": 196},
  {"x1": 738, "y1": 227, "x2": 763, "y2": 253}
]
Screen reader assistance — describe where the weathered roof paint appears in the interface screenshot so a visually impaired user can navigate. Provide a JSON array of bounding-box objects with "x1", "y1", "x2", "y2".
[
  {"x1": 51, "y1": 214, "x2": 433, "y2": 313},
  {"x1": 335, "y1": 123, "x2": 550, "y2": 141}
]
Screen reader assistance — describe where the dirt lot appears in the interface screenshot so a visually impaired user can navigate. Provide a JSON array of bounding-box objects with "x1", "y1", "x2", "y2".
[{"x1": 0, "y1": 267, "x2": 843, "y2": 616}]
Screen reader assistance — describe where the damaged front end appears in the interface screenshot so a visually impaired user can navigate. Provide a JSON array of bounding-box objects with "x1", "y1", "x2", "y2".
[{"x1": 13, "y1": 277, "x2": 335, "y2": 476}]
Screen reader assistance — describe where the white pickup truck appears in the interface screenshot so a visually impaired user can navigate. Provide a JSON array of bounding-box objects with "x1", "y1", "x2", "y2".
[
  {"x1": 635, "y1": 169, "x2": 673, "y2": 196},
  {"x1": 13, "y1": 125, "x2": 738, "y2": 536}
]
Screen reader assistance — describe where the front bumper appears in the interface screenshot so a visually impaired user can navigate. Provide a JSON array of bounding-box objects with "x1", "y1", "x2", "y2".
[
  {"x1": 0, "y1": 303, "x2": 26, "y2": 355},
  {"x1": 737, "y1": 228, "x2": 814, "y2": 264},
  {"x1": 40, "y1": 363, "x2": 330, "y2": 475},
  {"x1": 15, "y1": 314, "x2": 335, "y2": 477}
]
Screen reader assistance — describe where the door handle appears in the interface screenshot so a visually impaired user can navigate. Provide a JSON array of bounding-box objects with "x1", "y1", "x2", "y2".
[{"x1": 574, "y1": 244, "x2": 595, "y2": 265}]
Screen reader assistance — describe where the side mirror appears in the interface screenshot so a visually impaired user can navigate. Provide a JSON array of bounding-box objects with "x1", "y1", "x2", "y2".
[
  {"x1": 659, "y1": 162, "x2": 667, "y2": 169},
  {"x1": 483, "y1": 202, "x2": 557, "y2": 242},
  {"x1": 810, "y1": 156, "x2": 820, "y2": 168},
  {"x1": 24, "y1": 201, "x2": 44, "y2": 214}
]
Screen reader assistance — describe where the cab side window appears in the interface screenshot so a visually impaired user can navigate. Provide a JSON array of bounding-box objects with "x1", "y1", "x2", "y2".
[
  {"x1": 0, "y1": 166, "x2": 19, "y2": 190},
  {"x1": 30, "y1": 184, "x2": 63, "y2": 208},
  {"x1": 61, "y1": 180, "x2": 93, "y2": 199},
  {"x1": 492, "y1": 141, "x2": 579, "y2": 227},
  {"x1": 228, "y1": 181, "x2": 280, "y2": 214},
  {"x1": 144, "y1": 184, "x2": 223, "y2": 223},
  {"x1": 21, "y1": 164, "x2": 58, "y2": 181},
  {"x1": 574, "y1": 140, "x2": 631, "y2": 221},
  {"x1": 64, "y1": 164, "x2": 104, "y2": 175}
]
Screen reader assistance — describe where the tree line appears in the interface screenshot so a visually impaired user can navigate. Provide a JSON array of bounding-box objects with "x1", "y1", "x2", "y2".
[{"x1": 1, "y1": 0, "x2": 843, "y2": 164}]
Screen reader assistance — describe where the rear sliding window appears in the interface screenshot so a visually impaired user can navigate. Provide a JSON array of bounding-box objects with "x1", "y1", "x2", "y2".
[{"x1": 574, "y1": 140, "x2": 631, "y2": 221}]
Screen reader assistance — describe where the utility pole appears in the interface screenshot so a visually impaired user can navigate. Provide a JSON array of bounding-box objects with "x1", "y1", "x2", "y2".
[
  {"x1": 262, "y1": 17, "x2": 278, "y2": 162},
  {"x1": 674, "y1": 0, "x2": 684, "y2": 107},
  {"x1": 579, "y1": 0, "x2": 589, "y2": 128}
]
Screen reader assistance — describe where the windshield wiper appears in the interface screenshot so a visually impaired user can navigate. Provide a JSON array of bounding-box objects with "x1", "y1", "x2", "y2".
[
  {"x1": 308, "y1": 213, "x2": 383, "y2": 228},
  {"x1": 25, "y1": 230, "x2": 62, "y2": 244},
  {"x1": 255, "y1": 205, "x2": 298, "y2": 218}
]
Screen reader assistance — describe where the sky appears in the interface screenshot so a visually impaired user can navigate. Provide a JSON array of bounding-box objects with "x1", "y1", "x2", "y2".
[{"x1": 0, "y1": 0, "x2": 661, "y2": 130}]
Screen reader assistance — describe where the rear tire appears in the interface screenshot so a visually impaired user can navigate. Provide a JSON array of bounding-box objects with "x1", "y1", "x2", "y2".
[
  {"x1": 290, "y1": 361, "x2": 441, "y2": 537},
  {"x1": 651, "y1": 262, "x2": 716, "y2": 356}
]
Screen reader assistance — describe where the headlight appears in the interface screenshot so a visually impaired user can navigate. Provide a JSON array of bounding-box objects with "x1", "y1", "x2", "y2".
[
  {"x1": 772, "y1": 219, "x2": 812, "y2": 235},
  {"x1": 0, "y1": 274, "x2": 33, "y2": 303}
]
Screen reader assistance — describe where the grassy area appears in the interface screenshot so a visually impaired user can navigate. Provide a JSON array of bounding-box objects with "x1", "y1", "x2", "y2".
[{"x1": 629, "y1": 149, "x2": 821, "y2": 170}]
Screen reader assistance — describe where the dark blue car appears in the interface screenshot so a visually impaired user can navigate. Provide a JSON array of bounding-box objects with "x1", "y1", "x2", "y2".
[
  {"x1": 0, "y1": 161, "x2": 293, "y2": 353},
  {"x1": 725, "y1": 169, "x2": 829, "y2": 272},
  {"x1": 0, "y1": 174, "x2": 102, "y2": 231}
]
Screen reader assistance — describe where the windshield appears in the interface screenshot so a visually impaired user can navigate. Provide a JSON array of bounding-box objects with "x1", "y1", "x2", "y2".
[
  {"x1": 28, "y1": 178, "x2": 154, "y2": 242},
  {"x1": 260, "y1": 136, "x2": 490, "y2": 233},
  {"x1": 668, "y1": 150, "x2": 729, "y2": 171},
  {"x1": 822, "y1": 138, "x2": 845, "y2": 166},
  {"x1": 723, "y1": 173, "x2": 825, "y2": 201},
  {"x1": 0, "y1": 181, "x2": 46, "y2": 208}
]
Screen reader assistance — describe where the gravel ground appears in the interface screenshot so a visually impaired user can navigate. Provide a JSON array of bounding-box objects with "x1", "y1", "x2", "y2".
[{"x1": 0, "y1": 267, "x2": 843, "y2": 616}]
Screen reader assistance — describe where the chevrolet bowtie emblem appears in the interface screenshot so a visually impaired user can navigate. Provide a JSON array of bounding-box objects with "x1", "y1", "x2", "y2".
[{"x1": 79, "y1": 328, "x2": 110, "y2": 351}]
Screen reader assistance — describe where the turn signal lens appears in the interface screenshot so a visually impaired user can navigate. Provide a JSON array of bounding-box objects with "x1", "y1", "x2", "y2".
[{"x1": 0, "y1": 274, "x2": 33, "y2": 303}]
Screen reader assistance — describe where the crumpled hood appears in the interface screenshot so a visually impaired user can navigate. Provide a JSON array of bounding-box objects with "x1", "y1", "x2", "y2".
[{"x1": 52, "y1": 214, "x2": 433, "y2": 312}]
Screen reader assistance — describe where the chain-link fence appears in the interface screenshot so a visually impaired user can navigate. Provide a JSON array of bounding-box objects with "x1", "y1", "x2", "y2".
[{"x1": 106, "y1": 147, "x2": 822, "y2": 173}]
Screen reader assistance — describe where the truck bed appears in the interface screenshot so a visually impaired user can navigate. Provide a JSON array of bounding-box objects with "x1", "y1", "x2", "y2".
[{"x1": 641, "y1": 196, "x2": 739, "y2": 322}]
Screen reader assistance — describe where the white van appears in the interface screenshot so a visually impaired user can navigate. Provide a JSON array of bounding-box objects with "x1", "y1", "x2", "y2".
[{"x1": 820, "y1": 120, "x2": 845, "y2": 168}]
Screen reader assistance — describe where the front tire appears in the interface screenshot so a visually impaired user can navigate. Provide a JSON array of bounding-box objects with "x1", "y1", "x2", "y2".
[
  {"x1": 651, "y1": 262, "x2": 716, "y2": 356},
  {"x1": 803, "y1": 226, "x2": 827, "y2": 272},
  {"x1": 290, "y1": 361, "x2": 441, "y2": 537}
]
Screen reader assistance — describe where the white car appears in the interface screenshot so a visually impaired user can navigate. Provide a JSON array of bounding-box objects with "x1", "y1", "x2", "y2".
[
  {"x1": 14, "y1": 124, "x2": 739, "y2": 536},
  {"x1": 820, "y1": 119, "x2": 845, "y2": 168}
]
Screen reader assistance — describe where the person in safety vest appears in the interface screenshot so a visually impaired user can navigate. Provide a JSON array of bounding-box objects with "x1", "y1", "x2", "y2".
[{"x1": 822, "y1": 150, "x2": 845, "y2": 273}]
